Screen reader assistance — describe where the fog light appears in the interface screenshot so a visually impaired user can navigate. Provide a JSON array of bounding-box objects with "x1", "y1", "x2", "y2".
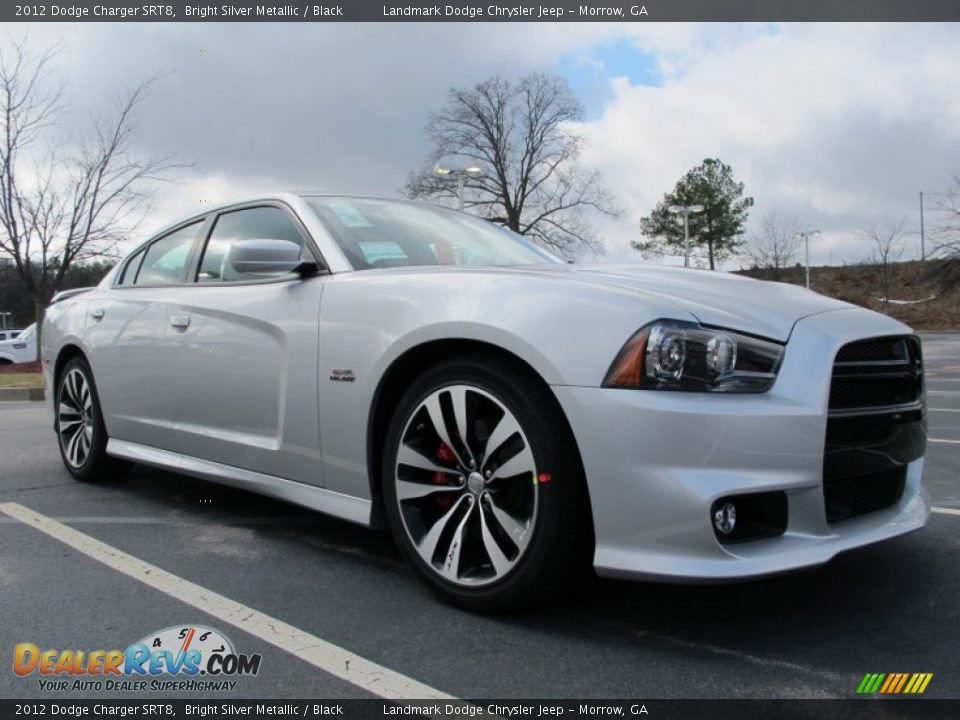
[{"x1": 713, "y1": 501, "x2": 737, "y2": 535}]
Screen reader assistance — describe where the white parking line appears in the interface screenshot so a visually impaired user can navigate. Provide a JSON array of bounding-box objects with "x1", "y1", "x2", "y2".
[
  {"x1": 0, "y1": 502, "x2": 453, "y2": 701},
  {"x1": 929, "y1": 439, "x2": 960, "y2": 445},
  {"x1": 932, "y1": 507, "x2": 960, "y2": 517},
  {"x1": 929, "y1": 408, "x2": 960, "y2": 413}
]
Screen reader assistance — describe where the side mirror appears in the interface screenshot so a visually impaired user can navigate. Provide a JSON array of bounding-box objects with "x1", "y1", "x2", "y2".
[{"x1": 226, "y1": 239, "x2": 317, "y2": 278}]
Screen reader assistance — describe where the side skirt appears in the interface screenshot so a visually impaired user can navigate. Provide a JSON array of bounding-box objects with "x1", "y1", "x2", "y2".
[{"x1": 107, "y1": 439, "x2": 372, "y2": 527}]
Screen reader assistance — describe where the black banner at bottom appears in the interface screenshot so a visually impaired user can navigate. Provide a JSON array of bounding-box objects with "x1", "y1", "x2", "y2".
[{"x1": 0, "y1": 700, "x2": 955, "y2": 720}]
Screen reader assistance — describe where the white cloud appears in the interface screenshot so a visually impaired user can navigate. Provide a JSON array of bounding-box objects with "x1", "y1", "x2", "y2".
[
  {"x1": 575, "y1": 23, "x2": 960, "y2": 267},
  {"x1": 5, "y1": 22, "x2": 959, "y2": 267}
]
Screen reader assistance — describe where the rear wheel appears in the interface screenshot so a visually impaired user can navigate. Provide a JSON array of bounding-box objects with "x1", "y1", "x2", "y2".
[
  {"x1": 382, "y1": 354, "x2": 592, "y2": 610},
  {"x1": 56, "y1": 356, "x2": 129, "y2": 482}
]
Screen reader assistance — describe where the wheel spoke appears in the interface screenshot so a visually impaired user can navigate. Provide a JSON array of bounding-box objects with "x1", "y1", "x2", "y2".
[
  {"x1": 396, "y1": 444, "x2": 457, "y2": 476},
  {"x1": 423, "y1": 392, "x2": 469, "y2": 468},
  {"x1": 58, "y1": 403, "x2": 83, "y2": 428},
  {"x1": 72, "y1": 371, "x2": 84, "y2": 407},
  {"x1": 448, "y1": 386, "x2": 476, "y2": 467},
  {"x1": 478, "y1": 501, "x2": 511, "y2": 577},
  {"x1": 66, "y1": 423, "x2": 84, "y2": 466},
  {"x1": 65, "y1": 371, "x2": 80, "y2": 406},
  {"x1": 397, "y1": 478, "x2": 461, "y2": 501},
  {"x1": 481, "y1": 412, "x2": 522, "y2": 469},
  {"x1": 490, "y1": 445, "x2": 535, "y2": 481},
  {"x1": 484, "y1": 493, "x2": 531, "y2": 550},
  {"x1": 78, "y1": 429, "x2": 91, "y2": 463},
  {"x1": 416, "y1": 495, "x2": 469, "y2": 565},
  {"x1": 439, "y1": 500, "x2": 474, "y2": 581}
]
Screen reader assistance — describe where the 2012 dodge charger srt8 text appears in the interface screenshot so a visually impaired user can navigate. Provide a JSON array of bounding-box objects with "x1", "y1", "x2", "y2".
[{"x1": 42, "y1": 194, "x2": 929, "y2": 609}]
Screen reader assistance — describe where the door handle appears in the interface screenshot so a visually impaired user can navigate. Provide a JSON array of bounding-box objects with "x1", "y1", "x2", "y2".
[
  {"x1": 91, "y1": 308, "x2": 105, "y2": 320},
  {"x1": 169, "y1": 314, "x2": 191, "y2": 329}
]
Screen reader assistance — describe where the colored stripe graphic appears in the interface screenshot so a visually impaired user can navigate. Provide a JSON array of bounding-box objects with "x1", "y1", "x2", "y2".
[
  {"x1": 894, "y1": 673, "x2": 909, "y2": 693},
  {"x1": 859, "y1": 672, "x2": 933, "y2": 694}
]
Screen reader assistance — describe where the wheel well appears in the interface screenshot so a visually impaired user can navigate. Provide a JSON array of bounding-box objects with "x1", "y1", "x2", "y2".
[
  {"x1": 366, "y1": 339, "x2": 589, "y2": 521},
  {"x1": 53, "y1": 344, "x2": 86, "y2": 395}
]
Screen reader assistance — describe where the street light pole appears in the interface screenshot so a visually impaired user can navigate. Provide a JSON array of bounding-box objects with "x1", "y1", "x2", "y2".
[
  {"x1": 668, "y1": 204, "x2": 705, "y2": 267},
  {"x1": 434, "y1": 165, "x2": 484, "y2": 212},
  {"x1": 795, "y1": 230, "x2": 821, "y2": 289},
  {"x1": 919, "y1": 191, "x2": 926, "y2": 262}
]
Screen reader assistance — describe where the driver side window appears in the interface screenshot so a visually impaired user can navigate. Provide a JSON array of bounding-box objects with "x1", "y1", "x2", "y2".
[{"x1": 197, "y1": 206, "x2": 305, "y2": 283}]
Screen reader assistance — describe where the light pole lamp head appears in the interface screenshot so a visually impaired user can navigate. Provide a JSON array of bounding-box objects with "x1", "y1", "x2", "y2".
[{"x1": 669, "y1": 204, "x2": 704, "y2": 215}]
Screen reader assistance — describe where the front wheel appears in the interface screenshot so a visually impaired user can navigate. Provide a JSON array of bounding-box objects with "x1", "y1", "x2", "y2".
[
  {"x1": 382, "y1": 354, "x2": 592, "y2": 611},
  {"x1": 56, "y1": 356, "x2": 129, "y2": 482}
]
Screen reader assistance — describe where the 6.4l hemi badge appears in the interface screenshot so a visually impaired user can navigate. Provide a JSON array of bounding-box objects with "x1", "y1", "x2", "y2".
[{"x1": 330, "y1": 368, "x2": 356, "y2": 382}]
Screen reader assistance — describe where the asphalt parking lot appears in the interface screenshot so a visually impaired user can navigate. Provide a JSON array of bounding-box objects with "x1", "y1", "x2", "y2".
[{"x1": 1, "y1": 333, "x2": 957, "y2": 701}]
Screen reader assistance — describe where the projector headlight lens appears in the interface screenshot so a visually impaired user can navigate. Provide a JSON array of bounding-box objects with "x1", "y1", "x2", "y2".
[{"x1": 603, "y1": 320, "x2": 784, "y2": 393}]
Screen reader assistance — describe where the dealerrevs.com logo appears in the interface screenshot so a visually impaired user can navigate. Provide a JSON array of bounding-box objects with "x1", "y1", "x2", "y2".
[{"x1": 14, "y1": 625, "x2": 262, "y2": 692}]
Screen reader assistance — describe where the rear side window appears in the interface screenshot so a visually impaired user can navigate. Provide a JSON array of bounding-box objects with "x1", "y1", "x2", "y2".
[
  {"x1": 197, "y1": 206, "x2": 305, "y2": 283},
  {"x1": 135, "y1": 222, "x2": 202, "y2": 286},
  {"x1": 119, "y1": 248, "x2": 146, "y2": 286}
]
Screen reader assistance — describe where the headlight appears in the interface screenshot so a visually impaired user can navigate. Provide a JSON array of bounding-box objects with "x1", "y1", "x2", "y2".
[{"x1": 603, "y1": 320, "x2": 784, "y2": 393}]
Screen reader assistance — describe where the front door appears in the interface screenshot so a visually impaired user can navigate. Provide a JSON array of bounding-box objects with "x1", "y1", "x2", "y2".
[{"x1": 165, "y1": 205, "x2": 325, "y2": 486}]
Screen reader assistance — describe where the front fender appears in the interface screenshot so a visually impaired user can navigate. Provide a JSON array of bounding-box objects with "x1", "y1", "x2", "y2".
[{"x1": 313, "y1": 270, "x2": 690, "y2": 502}]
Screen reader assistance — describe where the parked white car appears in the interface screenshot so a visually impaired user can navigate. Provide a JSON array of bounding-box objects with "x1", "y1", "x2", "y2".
[{"x1": 0, "y1": 323, "x2": 36, "y2": 364}]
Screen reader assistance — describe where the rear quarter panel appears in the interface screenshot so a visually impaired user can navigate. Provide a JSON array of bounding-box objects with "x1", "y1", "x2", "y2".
[{"x1": 41, "y1": 295, "x2": 92, "y2": 417}]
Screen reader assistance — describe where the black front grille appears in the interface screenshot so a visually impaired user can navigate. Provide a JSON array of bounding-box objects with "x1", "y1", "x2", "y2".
[
  {"x1": 824, "y1": 467, "x2": 906, "y2": 523},
  {"x1": 829, "y1": 336, "x2": 923, "y2": 411},
  {"x1": 829, "y1": 375, "x2": 920, "y2": 409},
  {"x1": 823, "y1": 335, "x2": 925, "y2": 524},
  {"x1": 835, "y1": 338, "x2": 908, "y2": 363}
]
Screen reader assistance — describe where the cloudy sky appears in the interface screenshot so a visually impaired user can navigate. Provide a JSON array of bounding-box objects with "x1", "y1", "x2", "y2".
[{"x1": 11, "y1": 21, "x2": 960, "y2": 268}]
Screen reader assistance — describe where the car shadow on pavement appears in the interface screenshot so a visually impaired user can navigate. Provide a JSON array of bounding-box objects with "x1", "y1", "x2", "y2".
[{"x1": 108, "y1": 461, "x2": 945, "y2": 676}]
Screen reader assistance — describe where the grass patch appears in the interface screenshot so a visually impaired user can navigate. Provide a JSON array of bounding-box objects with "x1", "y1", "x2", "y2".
[
  {"x1": 739, "y1": 259, "x2": 960, "y2": 331},
  {"x1": 0, "y1": 373, "x2": 44, "y2": 388}
]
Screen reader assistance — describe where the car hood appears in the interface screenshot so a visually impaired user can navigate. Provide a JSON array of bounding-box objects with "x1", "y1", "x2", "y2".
[
  {"x1": 519, "y1": 263, "x2": 854, "y2": 342},
  {"x1": 354, "y1": 262, "x2": 858, "y2": 342}
]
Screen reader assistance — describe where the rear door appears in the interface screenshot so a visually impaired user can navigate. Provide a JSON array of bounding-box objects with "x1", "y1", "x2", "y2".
[
  {"x1": 86, "y1": 219, "x2": 206, "y2": 449},
  {"x1": 165, "y1": 203, "x2": 326, "y2": 486}
]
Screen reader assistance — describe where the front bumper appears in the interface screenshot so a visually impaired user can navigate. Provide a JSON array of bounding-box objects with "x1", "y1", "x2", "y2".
[{"x1": 553, "y1": 307, "x2": 931, "y2": 582}]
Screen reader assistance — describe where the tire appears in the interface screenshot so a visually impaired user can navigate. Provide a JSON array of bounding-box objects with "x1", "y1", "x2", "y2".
[
  {"x1": 55, "y1": 356, "x2": 130, "y2": 482},
  {"x1": 382, "y1": 353, "x2": 592, "y2": 611}
]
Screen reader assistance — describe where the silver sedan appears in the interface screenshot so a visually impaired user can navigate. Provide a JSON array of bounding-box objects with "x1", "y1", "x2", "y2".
[{"x1": 41, "y1": 194, "x2": 930, "y2": 609}]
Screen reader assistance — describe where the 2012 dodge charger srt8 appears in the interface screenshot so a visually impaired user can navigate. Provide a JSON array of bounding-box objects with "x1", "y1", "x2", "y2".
[{"x1": 42, "y1": 194, "x2": 929, "y2": 609}]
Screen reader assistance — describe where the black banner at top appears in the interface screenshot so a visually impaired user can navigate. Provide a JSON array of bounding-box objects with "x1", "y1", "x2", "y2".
[{"x1": 4, "y1": 0, "x2": 960, "y2": 23}]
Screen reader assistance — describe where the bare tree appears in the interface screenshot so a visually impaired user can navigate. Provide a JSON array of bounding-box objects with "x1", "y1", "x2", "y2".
[
  {"x1": 0, "y1": 37, "x2": 183, "y2": 352},
  {"x1": 746, "y1": 208, "x2": 801, "y2": 280},
  {"x1": 859, "y1": 219, "x2": 906, "y2": 311},
  {"x1": 927, "y1": 170, "x2": 960, "y2": 294},
  {"x1": 404, "y1": 74, "x2": 619, "y2": 257}
]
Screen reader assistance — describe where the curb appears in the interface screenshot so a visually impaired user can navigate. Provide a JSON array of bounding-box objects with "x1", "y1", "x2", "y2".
[{"x1": 0, "y1": 387, "x2": 45, "y2": 402}]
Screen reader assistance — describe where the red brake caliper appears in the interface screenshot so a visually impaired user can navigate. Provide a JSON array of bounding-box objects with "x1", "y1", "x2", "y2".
[{"x1": 434, "y1": 443, "x2": 457, "y2": 510}]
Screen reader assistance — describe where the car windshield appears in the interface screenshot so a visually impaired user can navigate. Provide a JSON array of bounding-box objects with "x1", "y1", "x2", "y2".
[
  {"x1": 304, "y1": 197, "x2": 562, "y2": 270},
  {"x1": 17, "y1": 324, "x2": 36, "y2": 341}
]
